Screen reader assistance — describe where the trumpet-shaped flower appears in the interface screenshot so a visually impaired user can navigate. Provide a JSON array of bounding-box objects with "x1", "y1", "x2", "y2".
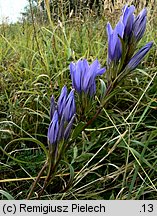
[
  {"x1": 70, "y1": 60, "x2": 84, "y2": 93},
  {"x1": 63, "y1": 89, "x2": 75, "y2": 122},
  {"x1": 107, "y1": 5, "x2": 149, "y2": 64},
  {"x1": 106, "y1": 4, "x2": 152, "y2": 76},
  {"x1": 70, "y1": 59, "x2": 106, "y2": 96},
  {"x1": 120, "y1": 5, "x2": 147, "y2": 42},
  {"x1": 126, "y1": 41, "x2": 153, "y2": 71},
  {"x1": 132, "y1": 8, "x2": 147, "y2": 42},
  {"x1": 106, "y1": 21, "x2": 124, "y2": 63},
  {"x1": 120, "y1": 5, "x2": 135, "y2": 38},
  {"x1": 57, "y1": 85, "x2": 67, "y2": 117},
  {"x1": 48, "y1": 86, "x2": 76, "y2": 146},
  {"x1": 47, "y1": 110, "x2": 59, "y2": 145}
]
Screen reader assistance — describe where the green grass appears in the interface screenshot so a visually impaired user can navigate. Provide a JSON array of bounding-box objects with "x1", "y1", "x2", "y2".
[{"x1": 0, "y1": 2, "x2": 157, "y2": 200}]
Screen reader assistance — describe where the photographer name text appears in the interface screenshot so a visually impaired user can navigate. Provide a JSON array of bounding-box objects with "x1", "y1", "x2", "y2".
[{"x1": 2, "y1": 203, "x2": 106, "y2": 214}]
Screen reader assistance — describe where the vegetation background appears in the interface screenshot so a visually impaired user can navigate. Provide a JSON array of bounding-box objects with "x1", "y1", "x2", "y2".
[{"x1": 0, "y1": 0, "x2": 157, "y2": 200}]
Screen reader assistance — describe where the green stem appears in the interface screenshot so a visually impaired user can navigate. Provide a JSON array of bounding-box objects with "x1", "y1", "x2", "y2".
[
  {"x1": 27, "y1": 161, "x2": 48, "y2": 200},
  {"x1": 81, "y1": 82, "x2": 115, "y2": 131},
  {"x1": 37, "y1": 142, "x2": 66, "y2": 198}
]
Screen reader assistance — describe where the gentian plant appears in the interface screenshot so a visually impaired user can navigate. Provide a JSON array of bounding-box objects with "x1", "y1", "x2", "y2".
[
  {"x1": 106, "y1": 5, "x2": 153, "y2": 91},
  {"x1": 70, "y1": 59, "x2": 106, "y2": 117},
  {"x1": 48, "y1": 86, "x2": 75, "y2": 157},
  {"x1": 27, "y1": 4, "x2": 153, "y2": 199},
  {"x1": 27, "y1": 86, "x2": 76, "y2": 199}
]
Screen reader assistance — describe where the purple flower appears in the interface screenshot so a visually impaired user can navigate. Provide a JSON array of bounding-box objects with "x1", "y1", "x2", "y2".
[
  {"x1": 57, "y1": 85, "x2": 67, "y2": 117},
  {"x1": 126, "y1": 42, "x2": 153, "y2": 71},
  {"x1": 120, "y1": 5, "x2": 135, "y2": 38},
  {"x1": 70, "y1": 60, "x2": 84, "y2": 93},
  {"x1": 120, "y1": 5, "x2": 147, "y2": 42},
  {"x1": 48, "y1": 86, "x2": 76, "y2": 146},
  {"x1": 57, "y1": 115, "x2": 65, "y2": 142},
  {"x1": 106, "y1": 4, "x2": 151, "y2": 73},
  {"x1": 132, "y1": 8, "x2": 147, "y2": 42},
  {"x1": 47, "y1": 110, "x2": 59, "y2": 145},
  {"x1": 106, "y1": 21, "x2": 124, "y2": 63},
  {"x1": 70, "y1": 59, "x2": 106, "y2": 96},
  {"x1": 63, "y1": 89, "x2": 76, "y2": 122}
]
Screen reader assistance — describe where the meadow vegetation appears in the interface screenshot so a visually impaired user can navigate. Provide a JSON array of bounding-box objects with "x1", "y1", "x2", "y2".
[{"x1": 0, "y1": 0, "x2": 157, "y2": 199}]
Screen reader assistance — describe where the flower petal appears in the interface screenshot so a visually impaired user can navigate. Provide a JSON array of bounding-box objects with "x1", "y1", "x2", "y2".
[
  {"x1": 57, "y1": 85, "x2": 67, "y2": 117},
  {"x1": 64, "y1": 114, "x2": 75, "y2": 140},
  {"x1": 63, "y1": 89, "x2": 76, "y2": 122},
  {"x1": 82, "y1": 59, "x2": 98, "y2": 92},
  {"x1": 133, "y1": 8, "x2": 147, "y2": 42},
  {"x1": 70, "y1": 60, "x2": 82, "y2": 93},
  {"x1": 126, "y1": 41, "x2": 153, "y2": 71},
  {"x1": 47, "y1": 110, "x2": 59, "y2": 145},
  {"x1": 106, "y1": 21, "x2": 124, "y2": 62}
]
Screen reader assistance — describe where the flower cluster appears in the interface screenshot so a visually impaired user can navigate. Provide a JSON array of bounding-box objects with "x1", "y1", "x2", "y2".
[
  {"x1": 121, "y1": 5, "x2": 147, "y2": 43},
  {"x1": 47, "y1": 86, "x2": 75, "y2": 147},
  {"x1": 47, "y1": 4, "x2": 153, "y2": 153},
  {"x1": 70, "y1": 59, "x2": 106, "y2": 96},
  {"x1": 106, "y1": 5, "x2": 153, "y2": 77}
]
